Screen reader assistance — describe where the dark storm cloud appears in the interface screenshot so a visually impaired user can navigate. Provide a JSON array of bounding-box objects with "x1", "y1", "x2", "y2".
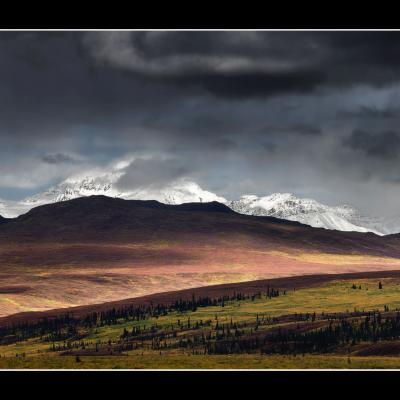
[
  {"x1": 212, "y1": 138, "x2": 238, "y2": 151},
  {"x1": 3, "y1": 31, "x2": 400, "y2": 216},
  {"x1": 343, "y1": 129, "x2": 400, "y2": 159},
  {"x1": 167, "y1": 69, "x2": 325, "y2": 99},
  {"x1": 41, "y1": 153, "x2": 80, "y2": 164},
  {"x1": 262, "y1": 142, "x2": 277, "y2": 153},
  {"x1": 85, "y1": 31, "x2": 400, "y2": 99},
  {"x1": 258, "y1": 123, "x2": 322, "y2": 136},
  {"x1": 337, "y1": 106, "x2": 400, "y2": 119},
  {"x1": 4, "y1": 31, "x2": 400, "y2": 138},
  {"x1": 291, "y1": 124, "x2": 322, "y2": 136},
  {"x1": 0, "y1": 32, "x2": 188, "y2": 140}
]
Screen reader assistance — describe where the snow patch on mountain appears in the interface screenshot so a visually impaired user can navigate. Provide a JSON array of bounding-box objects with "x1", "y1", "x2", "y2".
[
  {"x1": 228, "y1": 193, "x2": 384, "y2": 235},
  {"x1": 22, "y1": 172, "x2": 124, "y2": 207}
]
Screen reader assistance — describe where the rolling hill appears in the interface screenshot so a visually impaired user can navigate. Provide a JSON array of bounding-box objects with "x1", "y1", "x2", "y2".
[
  {"x1": 0, "y1": 195, "x2": 389, "y2": 249},
  {"x1": 0, "y1": 196, "x2": 400, "y2": 318}
]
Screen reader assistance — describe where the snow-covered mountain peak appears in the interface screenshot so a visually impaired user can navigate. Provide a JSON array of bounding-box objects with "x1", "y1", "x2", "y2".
[
  {"x1": 10, "y1": 174, "x2": 226, "y2": 217},
  {"x1": 228, "y1": 193, "x2": 384, "y2": 235},
  {"x1": 229, "y1": 192, "x2": 326, "y2": 218},
  {"x1": 22, "y1": 172, "x2": 123, "y2": 206}
]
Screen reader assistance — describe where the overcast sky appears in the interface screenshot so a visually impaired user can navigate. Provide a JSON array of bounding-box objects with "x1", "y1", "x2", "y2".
[{"x1": 1, "y1": 31, "x2": 400, "y2": 216}]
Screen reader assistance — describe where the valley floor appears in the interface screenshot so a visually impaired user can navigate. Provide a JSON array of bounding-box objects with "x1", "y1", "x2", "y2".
[{"x1": 2, "y1": 273, "x2": 400, "y2": 369}]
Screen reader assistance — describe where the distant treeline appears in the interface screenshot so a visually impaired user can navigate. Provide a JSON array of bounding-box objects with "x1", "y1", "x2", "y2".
[
  {"x1": 0, "y1": 287, "x2": 285, "y2": 345},
  {"x1": 206, "y1": 311, "x2": 400, "y2": 355}
]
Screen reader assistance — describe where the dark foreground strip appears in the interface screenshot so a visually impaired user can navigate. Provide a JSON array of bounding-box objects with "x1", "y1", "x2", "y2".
[{"x1": 0, "y1": 370, "x2": 398, "y2": 391}]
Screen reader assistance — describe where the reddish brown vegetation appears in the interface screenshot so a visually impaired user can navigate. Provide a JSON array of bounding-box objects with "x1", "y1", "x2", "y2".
[
  {"x1": 0, "y1": 196, "x2": 400, "y2": 317},
  {"x1": 2, "y1": 270, "x2": 400, "y2": 328}
]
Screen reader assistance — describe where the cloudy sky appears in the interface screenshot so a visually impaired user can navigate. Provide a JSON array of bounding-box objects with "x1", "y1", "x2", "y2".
[{"x1": 1, "y1": 31, "x2": 400, "y2": 216}]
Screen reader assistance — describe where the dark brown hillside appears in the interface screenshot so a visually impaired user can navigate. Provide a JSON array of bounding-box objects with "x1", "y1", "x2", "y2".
[
  {"x1": 0, "y1": 196, "x2": 300, "y2": 244},
  {"x1": 0, "y1": 195, "x2": 396, "y2": 257},
  {"x1": 0, "y1": 196, "x2": 399, "y2": 317}
]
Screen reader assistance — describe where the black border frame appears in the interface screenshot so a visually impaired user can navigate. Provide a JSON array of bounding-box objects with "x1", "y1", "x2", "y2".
[{"x1": 1, "y1": 5, "x2": 400, "y2": 389}]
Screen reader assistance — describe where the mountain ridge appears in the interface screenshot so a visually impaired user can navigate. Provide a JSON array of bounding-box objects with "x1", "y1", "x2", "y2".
[
  {"x1": 0, "y1": 194, "x2": 392, "y2": 250},
  {"x1": 0, "y1": 174, "x2": 397, "y2": 235}
]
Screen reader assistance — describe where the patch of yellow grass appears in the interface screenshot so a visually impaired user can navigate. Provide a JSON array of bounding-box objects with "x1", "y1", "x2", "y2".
[
  {"x1": 266, "y1": 250, "x2": 400, "y2": 266},
  {"x1": 0, "y1": 297, "x2": 22, "y2": 307}
]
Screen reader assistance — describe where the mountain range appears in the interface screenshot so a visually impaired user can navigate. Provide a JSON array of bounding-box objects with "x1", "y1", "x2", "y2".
[
  {"x1": 227, "y1": 193, "x2": 392, "y2": 235},
  {"x1": 0, "y1": 172, "x2": 397, "y2": 235}
]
